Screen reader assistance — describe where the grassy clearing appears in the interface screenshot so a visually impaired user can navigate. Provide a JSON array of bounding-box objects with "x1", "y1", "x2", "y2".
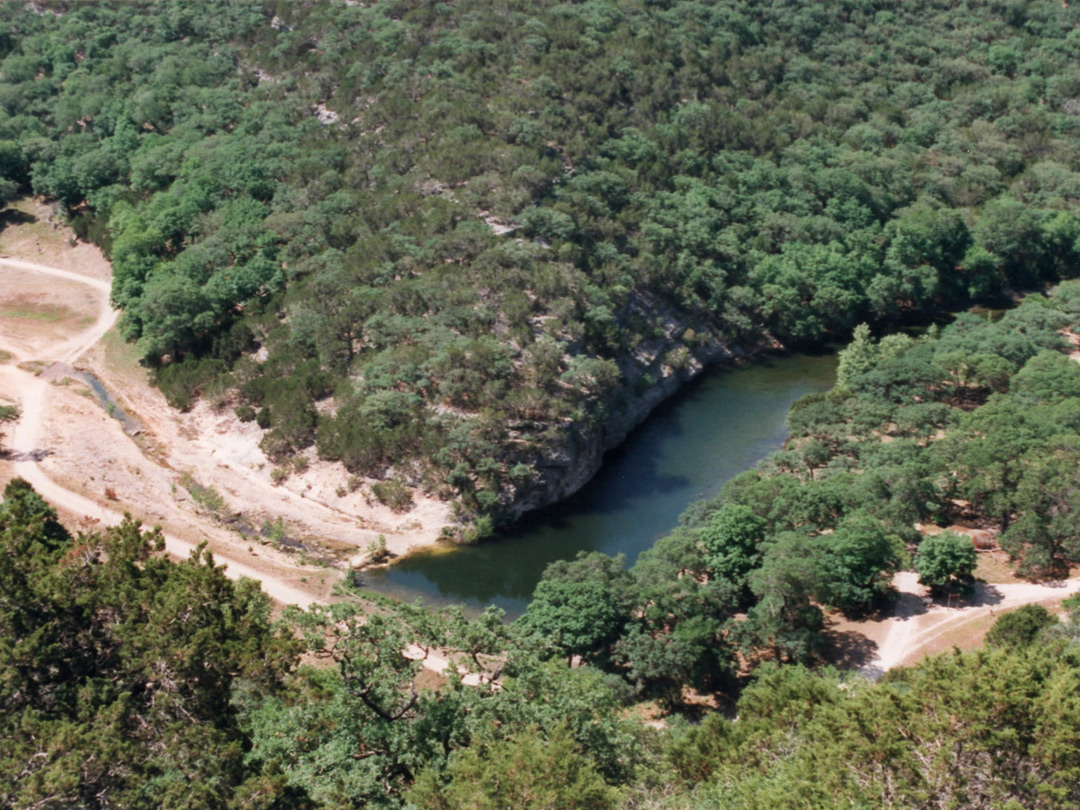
[
  {"x1": 98, "y1": 326, "x2": 149, "y2": 387},
  {"x1": 974, "y1": 552, "x2": 1028, "y2": 585},
  {"x1": 904, "y1": 612, "x2": 998, "y2": 667},
  {"x1": 0, "y1": 197, "x2": 68, "y2": 251},
  {"x1": 0, "y1": 305, "x2": 68, "y2": 322}
]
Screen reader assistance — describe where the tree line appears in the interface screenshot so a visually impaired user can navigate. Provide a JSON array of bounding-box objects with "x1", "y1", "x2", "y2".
[{"x1": 3, "y1": 476, "x2": 1080, "y2": 809}]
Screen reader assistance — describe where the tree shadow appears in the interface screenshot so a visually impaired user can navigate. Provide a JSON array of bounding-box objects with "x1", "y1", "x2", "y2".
[
  {"x1": 821, "y1": 628, "x2": 879, "y2": 670},
  {"x1": 933, "y1": 581, "x2": 1004, "y2": 608},
  {"x1": 663, "y1": 687, "x2": 740, "y2": 722},
  {"x1": 1023, "y1": 561, "x2": 1074, "y2": 583},
  {"x1": 891, "y1": 589, "x2": 930, "y2": 620},
  {"x1": 0, "y1": 448, "x2": 53, "y2": 462},
  {"x1": 0, "y1": 208, "x2": 37, "y2": 228},
  {"x1": 839, "y1": 588, "x2": 928, "y2": 624}
]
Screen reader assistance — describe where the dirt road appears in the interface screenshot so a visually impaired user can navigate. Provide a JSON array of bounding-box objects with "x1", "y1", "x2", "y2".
[
  {"x1": 1, "y1": 201, "x2": 452, "y2": 578},
  {"x1": 0, "y1": 256, "x2": 317, "y2": 608},
  {"x1": 0, "y1": 209, "x2": 513, "y2": 688},
  {"x1": 0, "y1": 251, "x2": 496, "y2": 682},
  {"x1": 849, "y1": 332, "x2": 1080, "y2": 675},
  {"x1": 860, "y1": 570, "x2": 1080, "y2": 678}
]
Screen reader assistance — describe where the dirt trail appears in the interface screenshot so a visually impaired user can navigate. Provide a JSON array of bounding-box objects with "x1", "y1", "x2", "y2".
[
  {"x1": 860, "y1": 571, "x2": 1080, "y2": 678},
  {"x1": 0, "y1": 226, "x2": 442, "y2": 604},
  {"x1": 1063, "y1": 328, "x2": 1080, "y2": 361},
  {"x1": 2, "y1": 201, "x2": 453, "y2": 573},
  {"x1": 0, "y1": 244, "x2": 484, "y2": 680},
  {"x1": 849, "y1": 332, "x2": 1080, "y2": 676},
  {"x1": 866, "y1": 571, "x2": 925, "y2": 674},
  {"x1": 0, "y1": 257, "x2": 116, "y2": 365},
  {"x1": 12, "y1": 447, "x2": 319, "y2": 608},
  {"x1": 1, "y1": 257, "x2": 319, "y2": 607},
  {"x1": 1, "y1": 206, "x2": 452, "y2": 571},
  {"x1": 0, "y1": 213, "x2": 464, "y2": 678},
  {"x1": 0, "y1": 256, "x2": 111, "y2": 292}
]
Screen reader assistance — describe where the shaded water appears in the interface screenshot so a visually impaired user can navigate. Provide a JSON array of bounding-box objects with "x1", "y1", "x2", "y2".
[
  {"x1": 362, "y1": 350, "x2": 837, "y2": 617},
  {"x1": 73, "y1": 371, "x2": 142, "y2": 435}
]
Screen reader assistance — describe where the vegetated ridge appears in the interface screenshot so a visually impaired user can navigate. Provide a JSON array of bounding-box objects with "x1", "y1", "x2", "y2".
[{"x1": 4, "y1": 0, "x2": 1080, "y2": 535}]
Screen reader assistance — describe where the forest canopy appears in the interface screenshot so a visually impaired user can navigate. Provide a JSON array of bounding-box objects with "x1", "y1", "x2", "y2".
[
  {"x1": 4, "y1": 0, "x2": 1080, "y2": 525},
  {"x1": 6, "y1": 3, "x2": 1080, "y2": 805},
  {"x1": 5, "y1": 439, "x2": 1080, "y2": 809}
]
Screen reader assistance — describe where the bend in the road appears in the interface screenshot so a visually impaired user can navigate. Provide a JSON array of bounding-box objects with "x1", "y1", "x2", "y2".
[{"x1": 2, "y1": 255, "x2": 318, "y2": 608}]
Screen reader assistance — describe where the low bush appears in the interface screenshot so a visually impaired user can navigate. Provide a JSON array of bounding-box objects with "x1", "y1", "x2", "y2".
[{"x1": 371, "y1": 478, "x2": 413, "y2": 512}]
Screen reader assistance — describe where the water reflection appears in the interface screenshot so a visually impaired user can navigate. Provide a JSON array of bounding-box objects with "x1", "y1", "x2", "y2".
[{"x1": 363, "y1": 350, "x2": 837, "y2": 616}]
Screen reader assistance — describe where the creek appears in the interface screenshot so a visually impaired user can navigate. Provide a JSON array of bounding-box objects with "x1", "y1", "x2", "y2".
[
  {"x1": 362, "y1": 349, "x2": 837, "y2": 617},
  {"x1": 73, "y1": 370, "x2": 142, "y2": 436}
]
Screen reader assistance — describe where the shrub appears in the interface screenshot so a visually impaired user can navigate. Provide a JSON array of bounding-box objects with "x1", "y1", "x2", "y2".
[
  {"x1": 179, "y1": 472, "x2": 225, "y2": 515},
  {"x1": 259, "y1": 429, "x2": 294, "y2": 463},
  {"x1": 365, "y1": 534, "x2": 389, "y2": 564},
  {"x1": 155, "y1": 358, "x2": 227, "y2": 411},
  {"x1": 371, "y1": 478, "x2": 413, "y2": 512},
  {"x1": 985, "y1": 605, "x2": 1056, "y2": 649},
  {"x1": 462, "y1": 514, "x2": 494, "y2": 544}
]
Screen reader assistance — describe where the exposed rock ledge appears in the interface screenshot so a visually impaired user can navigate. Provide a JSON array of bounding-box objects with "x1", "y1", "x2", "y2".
[{"x1": 506, "y1": 293, "x2": 781, "y2": 519}]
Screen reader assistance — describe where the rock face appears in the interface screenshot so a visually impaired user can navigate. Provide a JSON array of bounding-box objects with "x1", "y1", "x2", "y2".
[{"x1": 507, "y1": 293, "x2": 779, "y2": 518}]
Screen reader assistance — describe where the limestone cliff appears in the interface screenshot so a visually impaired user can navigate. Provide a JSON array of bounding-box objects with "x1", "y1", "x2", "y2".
[{"x1": 504, "y1": 292, "x2": 780, "y2": 519}]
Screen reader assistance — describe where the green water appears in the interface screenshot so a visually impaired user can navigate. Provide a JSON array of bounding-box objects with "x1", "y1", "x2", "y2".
[{"x1": 362, "y1": 350, "x2": 838, "y2": 617}]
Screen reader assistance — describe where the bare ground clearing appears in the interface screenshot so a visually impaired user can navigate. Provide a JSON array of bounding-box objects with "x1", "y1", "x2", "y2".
[
  {"x1": 85, "y1": 330, "x2": 454, "y2": 566},
  {"x1": 0, "y1": 268, "x2": 99, "y2": 360},
  {"x1": 0, "y1": 204, "x2": 453, "y2": 597},
  {"x1": 0, "y1": 197, "x2": 111, "y2": 282},
  {"x1": 828, "y1": 571, "x2": 1080, "y2": 680},
  {"x1": 0, "y1": 204, "x2": 489, "y2": 682},
  {"x1": 831, "y1": 334, "x2": 1080, "y2": 675},
  {"x1": 0, "y1": 208, "x2": 346, "y2": 606}
]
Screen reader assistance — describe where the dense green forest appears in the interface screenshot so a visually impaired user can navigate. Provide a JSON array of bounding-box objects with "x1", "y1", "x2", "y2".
[
  {"x1": 4, "y1": 0, "x2": 1080, "y2": 526},
  {"x1": 6, "y1": 281, "x2": 1080, "y2": 808},
  {"x1": 7, "y1": 2, "x2": 1080, "y2": 802}
]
